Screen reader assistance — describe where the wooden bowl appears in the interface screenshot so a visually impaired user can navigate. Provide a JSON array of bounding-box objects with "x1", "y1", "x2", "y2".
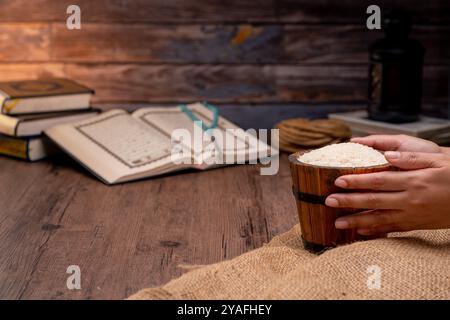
[{"x1": 288, "y1": 151, "x2": 393, "y2": 253}]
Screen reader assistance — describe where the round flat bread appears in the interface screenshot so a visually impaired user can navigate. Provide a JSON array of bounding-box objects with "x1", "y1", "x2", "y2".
[
  {"x1": 278, "y1": 124, "x2": 328, "y2": 139},
  {"x1": 274, "y1": 117, "x2": 351, "y2": 153}
]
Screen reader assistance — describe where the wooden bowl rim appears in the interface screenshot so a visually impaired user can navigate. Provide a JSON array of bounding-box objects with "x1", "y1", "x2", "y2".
[{"x1": 288, "y1": 150, "x2": 392, "y2": 170}]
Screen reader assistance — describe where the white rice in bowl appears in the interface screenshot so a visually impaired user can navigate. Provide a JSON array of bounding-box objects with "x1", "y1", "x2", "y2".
[{"x1": 297, "y1": 142, "x2": 388, "y2": 168}]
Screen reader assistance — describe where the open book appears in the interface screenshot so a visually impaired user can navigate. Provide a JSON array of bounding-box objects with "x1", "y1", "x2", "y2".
[{"x1": 45, "y1": 103, "x2": 274, "y2": 185}]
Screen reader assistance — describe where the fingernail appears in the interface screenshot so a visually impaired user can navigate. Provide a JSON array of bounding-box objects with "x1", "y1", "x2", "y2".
[
  {"x1": 335, "y1": 179, "x2": 348, "y2": 188},
  {"x1": 385, "y1": 151, "x2": 400, "y2": 159},
  {"x1": 335, "y1": 220, "x2": 349, "y2": 229},
  {"x1": 325, "y1": 197, "x2": 339, "y2": 207}
]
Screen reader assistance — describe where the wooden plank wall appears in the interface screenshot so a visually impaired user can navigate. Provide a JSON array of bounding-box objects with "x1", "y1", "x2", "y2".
[{"x1": 0, "y1": 0, "x2": 448, "y2": 118}]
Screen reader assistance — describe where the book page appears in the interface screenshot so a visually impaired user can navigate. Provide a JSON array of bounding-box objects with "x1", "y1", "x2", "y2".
[
  {"x1": 77, "y1": 111, "x2": 171, "y2": 167},
  {"x1": 45, "y1": 110, "x2": 188, "y2": 184}
]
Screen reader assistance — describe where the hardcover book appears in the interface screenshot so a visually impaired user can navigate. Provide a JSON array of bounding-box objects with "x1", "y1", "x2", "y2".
[
  {"x1": 0, "y1": 135, "x2": 59, "y2": 161},
  {"x1": 0, "y1": 78, "x2": 94, "y2": 115}
]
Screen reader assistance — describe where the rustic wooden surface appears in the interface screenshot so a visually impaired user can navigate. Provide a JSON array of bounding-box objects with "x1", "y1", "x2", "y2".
[
  {"x1": 0, "y1": 0, "x2": 448, "y2": 24},
  {"x1": 0, "y1": 152, "x2": 298, "y2": 299},
  {"x1": 0, "y1": 63, "x2": 447, "y2": 105},
  {"x1": 0, "y1": 0, "x2": 447, "y2": 109},
  {"x1": 1, "y1": 23, "x2": 446, "y2": 65}
]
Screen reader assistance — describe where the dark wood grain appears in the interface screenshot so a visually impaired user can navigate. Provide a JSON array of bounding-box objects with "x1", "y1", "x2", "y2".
[
  {"x1": 0, "y1": 63, "x2": 446, "y2": 104},
  {"x1": 50, "y1": 23, "x2": 450, "y2": 64},
  {"x1": 0, "y1": 0, "x2": 448, "y2": 23},
  {"x1": 284, "y1": 25, "x2": 450, "y2": 65},
  {"x1": 50, "y1": 23, "x2": 283, "y2": 64},
  {"x1": 62, "y1": 64, "x2": 448, "y2": 105},
  {"x1": 67, "y1": 64, "x2": 449, "y2": 105},
  {"x1": 0, "y1": 157, "x2": 84, "y2": 298},
  {"x1": 0, "y1": 0, "x2": 276, "y2": 23},
  {"x1": 94, "y1": 102, "x2": 450, "y2": 130},
  {"x1": 0, "y1": 153, "x2": 297, "y2": 299},
  {"x1": 279, "y1": 0, "x2": 450, "y2": 24}
]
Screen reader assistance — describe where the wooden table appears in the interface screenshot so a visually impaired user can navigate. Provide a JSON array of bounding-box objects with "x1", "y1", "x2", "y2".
[{"x1": 0, "y1": 153, "x2": 297, "y2": 299}]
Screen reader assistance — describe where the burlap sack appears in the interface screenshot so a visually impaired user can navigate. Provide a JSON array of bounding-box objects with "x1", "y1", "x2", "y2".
[{"x1": 128, "y1": 225, "x2": 450, "y2": 300}]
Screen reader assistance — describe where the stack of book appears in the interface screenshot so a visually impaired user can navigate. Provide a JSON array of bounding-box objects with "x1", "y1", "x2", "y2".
[{"x1": 0, "y1": 78, "x2": 98, "y2": 161}]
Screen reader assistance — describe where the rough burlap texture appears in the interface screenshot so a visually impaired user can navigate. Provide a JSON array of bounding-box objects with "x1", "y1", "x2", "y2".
[{"x1": 128, "y1": 225, "x2": 450, "y2": 300}]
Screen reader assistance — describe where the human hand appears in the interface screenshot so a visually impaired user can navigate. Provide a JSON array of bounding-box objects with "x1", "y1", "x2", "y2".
[
  {"x1": 351, "y1": 134, "x2": 442, "y2": 154},
  {"x1": 325, "y1": 151, "x2": 450, "y2": 235}
]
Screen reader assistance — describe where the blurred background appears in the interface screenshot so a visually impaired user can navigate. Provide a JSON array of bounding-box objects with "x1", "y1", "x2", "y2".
[{"x1": 0, "y1": 0, "x2": 448, "y2": 128}]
